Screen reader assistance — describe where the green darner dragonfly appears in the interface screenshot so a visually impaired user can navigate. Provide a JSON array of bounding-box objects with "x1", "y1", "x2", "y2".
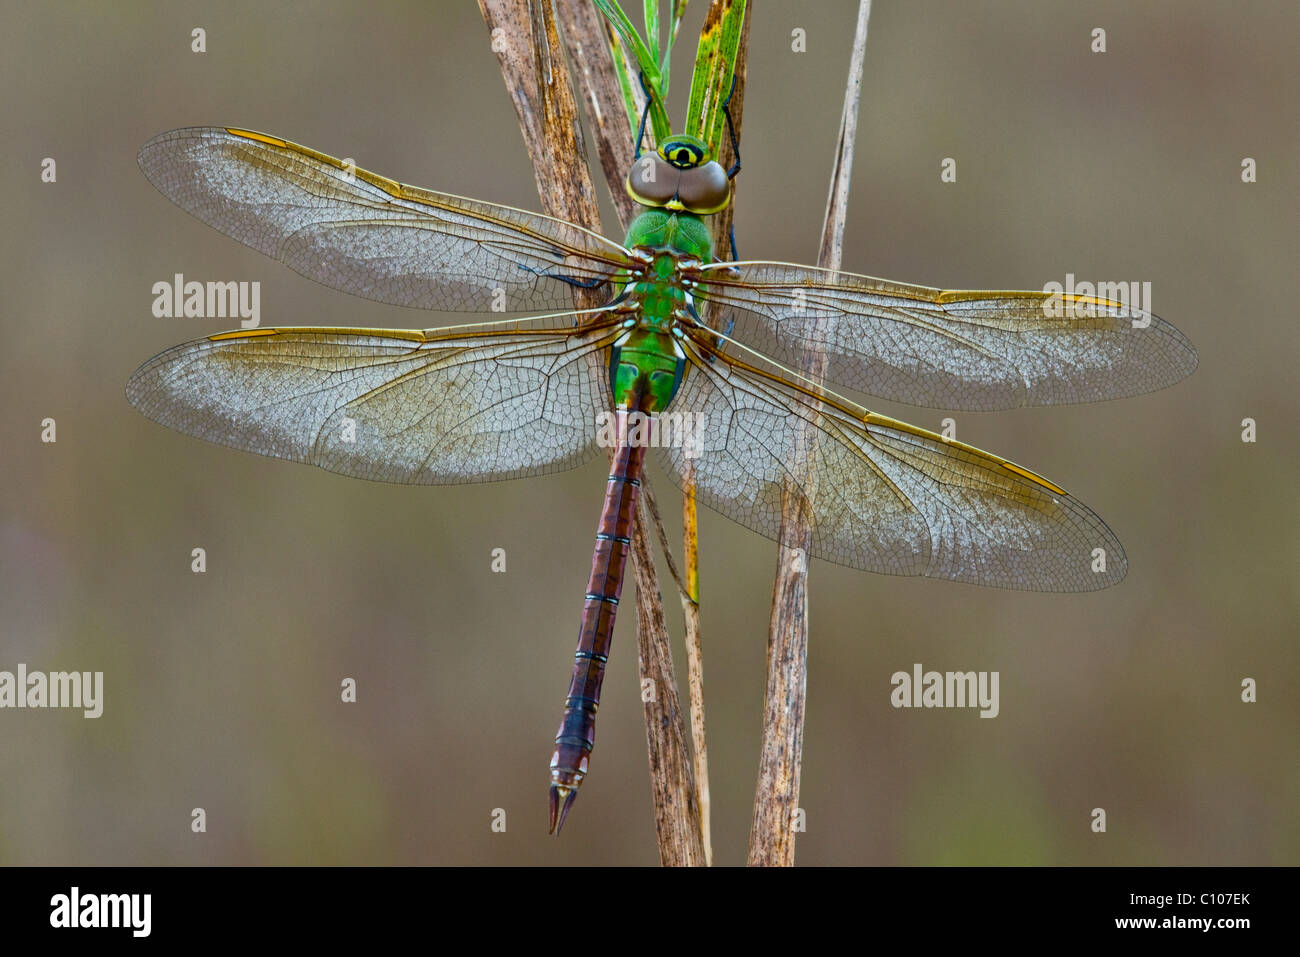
[{"x1": 127, "y1": 125, "x2": 1197, "y2": 833}]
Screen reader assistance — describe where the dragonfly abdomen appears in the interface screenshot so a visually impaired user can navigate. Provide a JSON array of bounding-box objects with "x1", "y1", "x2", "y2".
[{"x1": 548, "y1": 412, "x2": 649, "y2": 833}]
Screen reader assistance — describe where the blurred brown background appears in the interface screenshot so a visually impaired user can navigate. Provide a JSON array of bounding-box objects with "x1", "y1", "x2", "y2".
[{"x1": 1, "y1": 0, "x2": 1296, "y2": 865}]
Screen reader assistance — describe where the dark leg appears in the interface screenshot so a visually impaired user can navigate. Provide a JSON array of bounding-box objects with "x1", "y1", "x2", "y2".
[
  {"x1": 548, "y1": 273, "x2": 608, "y2": 291},
  {"x1": 633, "y1": 72, "x2": 653, "y2": 159},
  {"x1": 721, "y1": 74, "x2": 742, "y2": 263},
  {"x1": 722, "y1": 73, "x2": 742, "y2": 179},
  {"x1": 516, "y1": 261, "x2": 609, "y2": 291}
]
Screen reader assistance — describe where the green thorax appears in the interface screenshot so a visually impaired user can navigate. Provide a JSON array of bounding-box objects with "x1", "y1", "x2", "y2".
[{"x1": 607, "y1": 209, "x2": 715, "y2": 414}]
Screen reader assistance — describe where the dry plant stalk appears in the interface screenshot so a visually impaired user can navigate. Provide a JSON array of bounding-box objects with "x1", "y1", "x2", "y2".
[
  {"x1": 672, "y1": 0, "x2": 753, "y2": 868},
  {"x1": 554, "y1": 0, "x2": 643, "y2": 227},
  {"x1": 481, "y1": 0, "x2": 705, "y2": 865},
  {"x1": 748, "y1": 0, "x2": 872, "y2": 867},
  {"x1": 478, "y1": 0, "x2": 601, "y2": 278},
  {"x1": 678, "y1": 461, "x2": 710, "y2": 864}
]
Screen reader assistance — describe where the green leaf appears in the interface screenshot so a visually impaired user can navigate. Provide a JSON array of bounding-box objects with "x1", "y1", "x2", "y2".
[
  {"x1": 661, "y1": 0, "x2": 689, "y2": 91},
  {"x1": 644, "y1": 0, "x2": 659, "y2": 62},
  {"x1": 593, "y1": 0, "x2": 672, "y2": 141},
  {"x1": 684, "y1": 0, "x2": 747, "y2": 158},
  {"x1": 606, "y1": 22, "x2": 643, "y2": 140}
]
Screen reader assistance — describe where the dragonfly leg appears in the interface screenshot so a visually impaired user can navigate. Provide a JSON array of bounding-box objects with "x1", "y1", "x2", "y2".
[
  {"x1": 632, "y1": 72, "x2": 654, "y2": 159},
  {"x1": 515, "y1": 261, "x2": 611, "y2": 297},
  {"x1": 722, "y1": 73, "x2": 742, "y2": 180},
  {"x1": 684, "y1": 300, "x2": 734, "y2": 364},
  {"x1": 545, "y1": 272, "x2": 608, "y2": 290}
]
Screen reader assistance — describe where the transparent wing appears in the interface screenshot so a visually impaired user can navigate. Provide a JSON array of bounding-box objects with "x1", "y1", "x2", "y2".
[
  {"x1": 126, "y1": 315, "x2": 621, "y2": 485},
  {"x1": 694, "y1": 261, "x2": 1197, "y2": 411},
  {"x1": 138, "y1": 127, "x2": 633, "y2": 313},
  {"x1": 655, "y1": 339, "x2": 1126, "y2": 591}
]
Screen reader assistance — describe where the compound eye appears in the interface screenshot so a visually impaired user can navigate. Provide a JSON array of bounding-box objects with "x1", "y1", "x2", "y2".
[
  {"x1": 676, "y1": 161, "x2": 731, "y2": 214},
  {"x1": 626, "y1": 154, "x2": 680, "y2": 206}
]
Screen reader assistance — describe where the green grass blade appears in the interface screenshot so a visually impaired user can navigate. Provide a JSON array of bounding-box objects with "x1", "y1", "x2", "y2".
[
  {"x1": 606, "y1": 21, "x2": 643, "y2": 140},
  {"x1": 593, "y1": 0, "x2": 672, "y2": 141},
  {"x1": 660, "y1": 0, "x2": 689, "y2": 93},
  {"x1": 644, "y1": 0, "x2": 660, "y2": 62},
  {"x1": 684, "y1": 0, "x2": 746, "y2": 155},
  {"x1": 664, "y1": 0, "x2": 688, "y2": 70}
]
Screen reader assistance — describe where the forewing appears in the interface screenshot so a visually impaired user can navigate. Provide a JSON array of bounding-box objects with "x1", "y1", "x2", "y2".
[
  {"x1": 126, "y1": 319, "x2": 619, "y2": 485},
  {"x1": 655, "y1": 346, "x2": 1126, "y2": 591},
  {"x1": 138, "y1": 127, "x2": 633, "y2": 312},
  {"x1": 696, "y1": 261, "x2": 1197, "y2": 410}
]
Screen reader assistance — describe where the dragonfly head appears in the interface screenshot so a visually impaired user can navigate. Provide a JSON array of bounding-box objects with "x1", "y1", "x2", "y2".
[{"x1": 625, "y1": 134, "x2": 731, "y2": 216}]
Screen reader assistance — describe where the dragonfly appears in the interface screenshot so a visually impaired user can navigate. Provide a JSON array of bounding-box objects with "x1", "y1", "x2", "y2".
[{"x1": 127, "y1": 122, "x2": 1197, "y2": 833}]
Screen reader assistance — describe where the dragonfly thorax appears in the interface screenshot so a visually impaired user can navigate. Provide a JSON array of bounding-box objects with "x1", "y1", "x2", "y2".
[
  {"x1": 623, "y1": 208, "x2": 714, "y2": 262},
  {"x1": 605, "y1": 211, "x2": 712, "y2": 414},
  {"x1": 621, "y1": 212, "x2": 711, "y2": 335}
]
